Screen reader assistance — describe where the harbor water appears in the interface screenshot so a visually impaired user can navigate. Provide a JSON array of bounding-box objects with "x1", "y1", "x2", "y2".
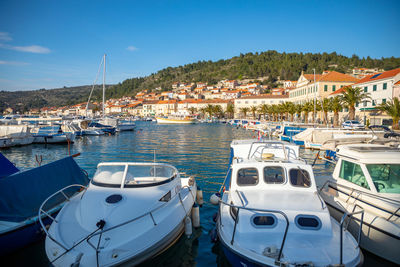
[{"x1": 1, "y1": 122, "x2": 393, "y2": 266}]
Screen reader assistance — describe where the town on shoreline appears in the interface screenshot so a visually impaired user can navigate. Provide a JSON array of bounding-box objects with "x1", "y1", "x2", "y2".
[{"x1": 8, "y1": 67, "x2": 400, "y2": 128}]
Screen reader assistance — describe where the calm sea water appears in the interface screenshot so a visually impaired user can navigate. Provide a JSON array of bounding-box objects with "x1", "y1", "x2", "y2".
[{"x1": 1, "y1": 122, "x2": 391, "y2": 266}]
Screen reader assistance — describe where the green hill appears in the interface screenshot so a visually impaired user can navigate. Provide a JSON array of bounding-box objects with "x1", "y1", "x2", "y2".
[{"x1": 1, "y1": 50, "x2": 400, "y2": 113}]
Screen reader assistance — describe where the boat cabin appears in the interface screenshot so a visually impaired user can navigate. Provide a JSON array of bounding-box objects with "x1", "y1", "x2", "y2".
[{"x1": 334, "y1": 144, "x2": 400, "y2": 196}]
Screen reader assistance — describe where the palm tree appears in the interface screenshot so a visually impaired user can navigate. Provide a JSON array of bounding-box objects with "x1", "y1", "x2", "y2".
[
  {"x1": 295, "y1": 104, "x2": 303, "y2": 122},
  {"x1": 312, "y1": 100, "x2": 322, "y2": 124},
  {"x1": 258, "y1": 104, "x2": 269, "y2": 120},
  {"x1": 271, "y1": 104, "x2": 281, "y2": 121},
  {"x1": 330, "y1": 96, "x2": 342, "y2": 127},
  {"x1": 213, "y1": 105, "x2": 223, "y2": 118},
  {"x1": 249, "y1": 106, "x2": 258, "y2": 119},
  {"x1": 205, "y1": 104, "x2": 214, "y2": 118},
  {"x1": 320, "y1": 98, "x2": 331, "y2": 125},
  {"x1": 302, "y1": 101, "x2": 314, "y2": 123},
  {"x1": 377, "y1": 97, "x2": 400, "y2": 130},
  {"x1": 226, "y1": 103, "x2": 235, "y2": 119},
  {"x1": 188, "y1": 107, "x2": 197, "y2": 115},
  {"x1": 239, "y1": 107, "x2": 250, "y2": 118},
  {"x1": 286, "y1": 102, "x2": 296, "y2": 122},
  {"x1": 199, "y1": 107, "x2": 207, "y2": 119},
  {"x1": 340, "y1": 87, "x2": 371, "y2": 120}
]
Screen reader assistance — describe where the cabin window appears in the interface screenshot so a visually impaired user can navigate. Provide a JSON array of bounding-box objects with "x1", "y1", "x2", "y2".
[
  {"x1": 366, "y1": 164, "x2": 400, "y2": 194},
  {"x1": 295, "y1": 215, "x2": 321, "y2": 230},
  {"x1": 264, "y1": 166, "x2": 285, "y2": 184},
  {"x1": 251, "y1": 214, "x2": 277, "y2": 228},
  {"x1": 339, "y1": 160, "x2": 370, "y2": 189},
  {"x1": 237, "y1": 168, "x2": 259, "y2": 186},
  {"x1": 289, "y1": 169, "x2": 311, "y2": 187},
  {"x1": 92, "y1": 165, "x2": 126, "y2": 187}
]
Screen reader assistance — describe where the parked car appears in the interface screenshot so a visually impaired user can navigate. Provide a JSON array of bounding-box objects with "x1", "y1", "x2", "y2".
[{"x1": 342, "y1": 120, "x2": 364, "y2": 129}]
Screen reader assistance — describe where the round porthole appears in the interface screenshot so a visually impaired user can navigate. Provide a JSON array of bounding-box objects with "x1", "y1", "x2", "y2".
[{"x1": 106, "y1": 194, "x2": 123, "y2": 204}]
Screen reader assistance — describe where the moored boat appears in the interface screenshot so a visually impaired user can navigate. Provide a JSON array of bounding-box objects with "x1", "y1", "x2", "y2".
[
  {"x1": 41, "y1": 162, "x2": 198, "y2": 266},
  {"x1": 156, "y1": 116, "x2": 196, "y2": 124},
  {"x1": 319, "y1": 144, "x2": 400, "y2": 264},
  {"x1": 0, "y1": 153, "x2": 88, "y2": 256},
  {"x1": 214, "y1": 139, "x2": 363, "y2": 266}
]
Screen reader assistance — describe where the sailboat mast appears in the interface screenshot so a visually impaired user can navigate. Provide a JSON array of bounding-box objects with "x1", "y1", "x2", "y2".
[{"x1": 102, "y1": 54, "x2": 106, "y2": 117}]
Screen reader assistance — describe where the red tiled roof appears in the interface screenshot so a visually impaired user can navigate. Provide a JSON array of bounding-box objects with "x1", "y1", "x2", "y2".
[
  {"x1": 355, "y1": 68, "x2": 400, "y2": 85},
  {"x1": 303, "y1": 74, "x2": 322, "y2": 81},
  {"x1": 318, "y1": 71, "x2": 359, "y2": 82},
  {"x1": 329, "y1": 85, "x2": 351, "y2": 95}
]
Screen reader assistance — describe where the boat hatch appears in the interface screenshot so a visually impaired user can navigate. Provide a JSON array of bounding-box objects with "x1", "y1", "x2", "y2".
[{"x1": 91, "y1": 163, "x2": 178, "y2": 188}]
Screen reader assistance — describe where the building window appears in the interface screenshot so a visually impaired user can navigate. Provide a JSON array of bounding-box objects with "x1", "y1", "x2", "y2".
[
  {"x1": 332, "y1": 85, "x2": 336, "y2": 92},
  {"x1": 245, "y1": 101, "x2": 248, "y2": 104},
  {"x1": 364, "y1": 86, "x2": 367, "y2": 92},
  {"x1": 373, "y1": 85, "x2": 377, "y2": 91},
  {"x1": 383, "y1": 83, "x2": 387, "y2": 90},
  {"x1": 253, "y1": 101, "x2": 257, "y2": 104},
  {"x1": 363, "y1": 101, "x2": 367, "y2": 107},
  {"x1": 237, "y1": 101, "x2": 241, "y2": 104},
  {"x1": 324, "y1": 85, "x2": 328, "y2": 92},
  {"x1": 356, "y1": 102, "x2": 359, "y2": 107},
  {"x1": 372, "y1": 100, "x2": 375, "y2": 106},
  {"x1": 382, "y1": 99, "x2": 386, "y2": 104}
]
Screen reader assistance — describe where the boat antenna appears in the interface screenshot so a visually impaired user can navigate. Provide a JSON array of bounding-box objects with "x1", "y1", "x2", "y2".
[
  {"x1": 102, "y1": 54, "x2": 106, "y2": 118},
  {"x1": 86, "y1": 56, "x2": 104, "y2": 117}
]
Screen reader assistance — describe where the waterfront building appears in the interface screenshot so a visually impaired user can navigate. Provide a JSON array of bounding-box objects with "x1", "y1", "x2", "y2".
[
  {"x1": 142, "y1": 100, "x2": 158, "y2": 117},
  {"x1": 289, "y1": 71, "x2": 358, "y2": 105},
  {"x1": 155, "y1": 100, "x2": 178, "y2": 115},
  {"x1": 234, "y1": 94, "x2": 289, "y2": 118}
]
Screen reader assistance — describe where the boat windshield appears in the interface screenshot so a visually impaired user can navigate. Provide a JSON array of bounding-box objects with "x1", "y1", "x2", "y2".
[
  {"x1": 92, "y1": 164, "x2": 177, "y2": 187},
  {"x1": 92, "y1": 165, "x2": 126, "y2": 187},
  {"x1": 124, "y1": 165, "x2": 176, "y2": 187},
  {"x1": 366, "y1": 164, "x2": 400, "y2": 194}
]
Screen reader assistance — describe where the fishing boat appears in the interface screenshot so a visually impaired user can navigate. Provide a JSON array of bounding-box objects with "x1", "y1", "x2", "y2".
[
  {"x1": 87, "y1": 122, "x2": 116, "y2": 135},
  {"x1": 214, "y1": 139, "x2": 363, "y2": 266},
  {"x1": 0, "y1": 125, "x2": 34, "y2": 146},
  {"x1": 41, "y1": 162, "x2": 198, "y2": 267},
  {"x1": 0, "y1": 153, "x2": 88, "y2": 256},
  {"x1": 156, "y1": 116, "x2": 196, "y2": 124},
  {"x1": 319, "y1": 144, "x2": 400, "y2": 264}
]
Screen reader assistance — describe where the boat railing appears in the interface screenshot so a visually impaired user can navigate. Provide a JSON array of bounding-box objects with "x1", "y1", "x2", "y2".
[
  {"x1": 85, "y1": 184, "x2": 195, "y2": 253},
  {"x1": 319, "y1": 180, "x2": 400, "y2": 207},
  {"x1": 247, "y1": 141, "x2": 288, "y2": 160},
  {"x1": 339, "y1": 208, "x2": 365, "y2": 265},
  {"x1": 218, "y1": 200, "x2": 289, "y2": 264},
  {"x1": 38, "y1": 184, "x2": 88, "y2": 251}
]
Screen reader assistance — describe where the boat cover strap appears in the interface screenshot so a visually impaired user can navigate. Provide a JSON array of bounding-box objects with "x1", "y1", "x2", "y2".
[
  {"x1": 0, "y1": 156, "x2": 88, "y2": 222},
  {"x1": 0, "y1": 153, "x2": 19, "y2": 179}
]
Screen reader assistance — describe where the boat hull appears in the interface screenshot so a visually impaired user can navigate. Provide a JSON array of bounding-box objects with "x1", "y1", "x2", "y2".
[
  {"x1": 324, "y1": 199, "x2": 400, "y2": 265},
  {"x1": 156, "y1": 117, "x2": 196, "y2": 124}
]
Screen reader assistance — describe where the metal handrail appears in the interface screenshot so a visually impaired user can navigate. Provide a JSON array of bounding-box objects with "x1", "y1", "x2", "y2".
[
  {"x1": 218, "y1": 200, "x2": 290, "y2": 263},
  {"x1": 247, "y1": 141, "x2": 289, "y2": 160},
  {"x1": 38, "y1": 184, "x2": 88, "y2": 251},
  {"x1": 339, "y1": 209, "x2": 365, "y2": 265},
  {"x1": 319, "y1": 180, "x2": 400, "y2": 205}
]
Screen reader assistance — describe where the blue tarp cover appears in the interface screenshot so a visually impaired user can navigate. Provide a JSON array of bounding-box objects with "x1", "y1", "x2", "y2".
[
  {"x1": 0, "y1": 156, "x2": 88, "y2": 222},
  {"x1": 0, "y1": 153, "x2": 19, "y2": 179}
]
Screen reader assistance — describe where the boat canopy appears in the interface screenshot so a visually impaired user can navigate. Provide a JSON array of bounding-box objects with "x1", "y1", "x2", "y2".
[
  {"x1": 0, "y1": 156, "x2": 88, "y2": 222},
  {"x1": 0, "y1": 153, "x2": 19, "y2": 178}
]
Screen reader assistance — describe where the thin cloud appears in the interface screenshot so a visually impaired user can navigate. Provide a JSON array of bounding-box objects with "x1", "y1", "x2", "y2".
[
  {"x1": 0, "y1": 60, "x2": 30, "y2": 66},
  {"x1": 127, "y1": 46, "x2": 138, "y2": 51},
  {"x1": 9, "y1": 45, "x2": 51, "y2": 54},
  {"x1": 0, "y1": 32, "x2": 12, "y2": 41}
]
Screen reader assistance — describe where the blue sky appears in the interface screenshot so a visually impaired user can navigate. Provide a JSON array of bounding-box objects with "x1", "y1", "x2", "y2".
[{"x1": 0, "y1": 0, "x2": 399, "y2": 91}]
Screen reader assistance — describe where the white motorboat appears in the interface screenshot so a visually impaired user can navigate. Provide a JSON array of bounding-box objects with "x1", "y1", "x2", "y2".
[
  {"x1": 0, "y1": 125, "x2": 34, "y2": 146},
  {"x1": 215, "y1": 139, "x2": 363, "y2": 266},
  {"x1": 31, "y1": 125, "x2": 75, "y2": 144},
  {"x1": 156, "y1": 116, "x2": 196, "y2": 124},
  {"x1": 117, "y1": 119, "x2": 136, "y2": 131},
  {"x1": 319, "y1": 144, "x2": 400, "y2": 264},
  {"x1": 0, "y1": 137, "x2": 12, "y2": 148},
  {"x1": 40, "y1": 162, "x2": 198, "y2": 267}
]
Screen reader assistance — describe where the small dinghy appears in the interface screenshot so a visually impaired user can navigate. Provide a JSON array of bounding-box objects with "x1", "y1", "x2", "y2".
[
  {"x1": 40, "y1": 162, "x2": 198, "y2": 267},
  {"x1": 213, "y1": 139, "x2": 363, "y2": 267}
]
